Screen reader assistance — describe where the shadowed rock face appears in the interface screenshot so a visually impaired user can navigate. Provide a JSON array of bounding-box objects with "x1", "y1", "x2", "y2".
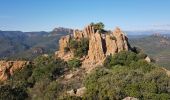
[
  {"x1": 0, "y1": 61, "x2": 30, "y2": 81},
  {"x1": 113, "y1": 27, "x2": 129, "y2": 52},
  {"x1": 55, "y1": 24, "x2": 131, "y2": 70}
]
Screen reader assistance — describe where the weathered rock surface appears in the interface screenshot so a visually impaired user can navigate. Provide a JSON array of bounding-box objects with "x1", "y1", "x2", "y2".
[
  {"x1": 87, "y1": 31, "x2": 105, "y2": 63},
  {"x1": 105, "y1": 34, "x2": 118, "y2": 55},
  {"x1": 55, "y1": 35, "x2": 74, "y2": 61},
  {"x1": 113, "y1": 27, "x2": 129, "y2": 52},
  {"x1": 55, "y1": 24, "x2": 131, "y2": 70},
  {"x1": 0, "y1": 61, "x2": 30, "y2": 81}
]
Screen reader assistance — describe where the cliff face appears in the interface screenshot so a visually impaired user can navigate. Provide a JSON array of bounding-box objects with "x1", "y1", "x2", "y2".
[
  {"x1": 0, "y1": 61, "x2": 29, "y2": 81},
  {"x1": 55, "y1": 24, "x2": 131, "y2": 70}
]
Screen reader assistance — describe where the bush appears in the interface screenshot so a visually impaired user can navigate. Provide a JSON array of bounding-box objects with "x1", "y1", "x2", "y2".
[
  {"x1": 84, "y1": 51, "x2": 170, "y2": 99},
  {"x1": 129, "y1": 60, "x2": 155, "y2": 73},
  {"x1": 8, "y1": 64, "x2": 34, "y2": 89},
  {"x1": 110, "y1": 36, "x2": 116, "y2": 40},
  {"x1": 103, "y1": 51, "x2": 151, "y2": 68},
  {"x1": 69, "y1": 39, "x2": 78, "y2": 49},
  {"x1": 0, "y1": 85, "x2": 28, "y2": 100},
  {"x1": 30, "y1": 56, "x2": 67, "y2": 82},
  {"x1": 90, "y1": 22, "x2": 105, "y2": 32},
  {"x1": 28, "y1": 78, "x2": 63, "y2": 100},
  {"x1": 69, "y1": 38, "x2": 89, "y2": 58},
  {"x1": 84, "y1": 66, "x2": 170, "y2": 99},
  {"x1": 67, "y1": 58, "x2": 82, "y2": 69},
  {"x1": 103, "y1": 51, "x2": 139, "y2": 67}
]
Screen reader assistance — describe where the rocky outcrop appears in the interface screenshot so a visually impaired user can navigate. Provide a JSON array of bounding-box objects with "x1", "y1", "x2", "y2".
[
  {"x1": 87, "y1": 31, "x2": 105, "y2": 63},
  {"x1": 55, "y1": 24, "x2": 131, "y2": 69},
  {"x1": 105, "y1": 34, "x2": 118, "y2": 55},
  {"x1": 113, "y1": 27, "x2": 129, "y2": 52},
  {"x1": 73, "y1": 30, "x2": 84, "y2": 40},
  {"x1": 83, "y1": 25, "x2": 95, "y2": 37},
  {"x1": 55, "y1": 35, "x2": 74, "y2": 61},
  {"x1": 0, "y1": 61, "x2": 30, "y2": 81},
  {"x1": 73, "y1": 25, "x2": 95, "y2": 39}
]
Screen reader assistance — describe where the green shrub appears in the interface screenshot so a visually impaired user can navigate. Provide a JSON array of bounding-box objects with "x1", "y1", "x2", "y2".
[
  {"x1": 129, "y1": 60, "x2": 155, "y2": 73},
  {"x1": 84, "y1": 66, "x2": 170, "y2": 99},
  {"x1": 90, "y1": 22, "x2": 105, "y2": 32},
  {"x1": 84, "y1": 51, "x2": 170, "y2": 99},
  {"x1": 69, "y1": 39, "x2": 78, "y2": 49},
  {"x1": 28, "y1": 78, "x2": 63, "y2": 100},
  {"x1": 8, "y1": 64, "x2": 34, "y2": 89},
  {"x1": 69, "y1": 38, "x2": 89, "y2": 58},
  {"x1": 68, "y1": 58, "x2": 82, "y2": 69},
  {"x1": 104, "y1": 51, "x2": 139, "y2": 67},
  {"x1": 0, "y1": 85, "x2": 28, "y2": 100},
  {"x1": 29, "y1": 55, "x2": 67, "y2": 82},
  {"x1": 110, "y1": 36, "x2": 116, "y2": 40},
  {"x1": 137, "y1": 52, "x2": 147, "y2": 59}
]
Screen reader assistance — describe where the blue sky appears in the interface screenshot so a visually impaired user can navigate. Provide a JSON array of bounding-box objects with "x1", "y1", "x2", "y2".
[{"x1": 0, "y1": 0, "x2": 170, "y2": 31}]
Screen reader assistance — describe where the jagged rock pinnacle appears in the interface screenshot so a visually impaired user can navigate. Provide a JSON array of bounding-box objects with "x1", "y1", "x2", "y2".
[{"x1": 55, "y1": 24, "x2": 131, "y2": 71}]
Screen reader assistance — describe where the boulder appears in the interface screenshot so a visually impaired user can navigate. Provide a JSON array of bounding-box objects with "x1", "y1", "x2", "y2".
[{"x1": 145, "y1": 56, "x2": 151, "y2": 63}]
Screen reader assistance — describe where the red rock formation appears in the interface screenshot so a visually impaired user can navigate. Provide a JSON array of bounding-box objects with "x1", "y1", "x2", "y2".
[
  {"x1": 113, "y1": 27, "x2": 129, "y2": 52},
  {"x1": 55, "y1": 35, "x2": 74, "y2": 61},
  {"x1": 105, "y1": 34, "x2": 118, "y2": 55},
  {"x1": 55, "y1": 24, "x2": 131, "y2": 71},
  {"x1": 73, "y1": 30, "x2": 84, "y2": 40},
  {"x1": 0, "y1": 61, "x2": 29, "y2": 81},
  {"x1": 87, "y1": 31, "x2": 105, "y2": 63}
]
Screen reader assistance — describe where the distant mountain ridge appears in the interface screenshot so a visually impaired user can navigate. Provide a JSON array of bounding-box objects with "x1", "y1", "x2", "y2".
[
  {"x1": 0, "y1": 27, "x2": 73, "y2": 60},
  {"x1": 126, "y1": 30, "x2": 170, "y2": 35},
  {"x1": 130, "y1": 34, "x2": 170, "y2": 69},
  {"x1": 50, "y1": 27, "x2": 73, "y2": 36}
]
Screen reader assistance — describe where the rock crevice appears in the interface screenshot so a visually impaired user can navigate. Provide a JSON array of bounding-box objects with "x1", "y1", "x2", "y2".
[{"x1": 0, "y1": 61, "x2": 30, "y2": 81}]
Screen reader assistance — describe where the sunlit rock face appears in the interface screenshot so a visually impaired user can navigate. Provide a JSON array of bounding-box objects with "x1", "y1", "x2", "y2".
[
  {"x1": 0, "y1": 61, "x2": 30, "y2": 81},
  {"x1": 55, "y1": 24, "x2": 131, "y2": 71}
]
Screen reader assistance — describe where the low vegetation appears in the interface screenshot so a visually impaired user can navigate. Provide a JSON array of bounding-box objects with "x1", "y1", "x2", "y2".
[
  {"x1": 0, "y1": 51, "x2": 170, "y2": 100},
  {"x1": 68, "y1": 58, "x2": 82, "y2": 69},
  {"x1": 0, "y1": 55, "x2": 68, "y2": 100},
  {"x1": 90, "y1": 22, "x2": 105, "y2": 32},
  {"x1": 69, "y1": 38, "x2": 89, "y2": 58},
  {"x1": 84, "y1": 51, "x2": 170, "y2": 100}
]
